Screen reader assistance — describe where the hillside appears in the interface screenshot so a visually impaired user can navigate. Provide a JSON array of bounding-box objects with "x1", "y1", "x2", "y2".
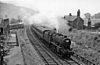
[{"x1": 0, "y1": 2, "x2": 38, "y2": 19}]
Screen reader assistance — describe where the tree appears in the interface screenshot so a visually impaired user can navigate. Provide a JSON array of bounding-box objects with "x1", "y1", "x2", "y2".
[
  {"x1": 84, "y1": 13, "x2": 91, "y2": 19},
  {"x1": 17, "y1": 16, "x2": 22, "y2": 22}
]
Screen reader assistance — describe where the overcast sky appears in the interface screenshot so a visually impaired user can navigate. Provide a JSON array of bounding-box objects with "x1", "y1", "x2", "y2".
[{"x1": 1, "y1": 0, "x2": 100, "y2": 17}]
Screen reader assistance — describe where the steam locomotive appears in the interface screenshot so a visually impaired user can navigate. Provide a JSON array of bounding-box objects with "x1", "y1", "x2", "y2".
[{"x1": 31, "y1": 25, "x2": 74, "y2": 58}]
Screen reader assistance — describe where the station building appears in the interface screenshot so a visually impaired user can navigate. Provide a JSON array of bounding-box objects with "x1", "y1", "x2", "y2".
[
  {"x1": 64, "y1": 9, "x2": 84, "y2": 30},
  {"x1": 0, "y1": 18, "x2": 9, "y2": 35}
]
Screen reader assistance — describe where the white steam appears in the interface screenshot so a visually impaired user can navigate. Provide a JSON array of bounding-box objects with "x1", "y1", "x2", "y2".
[
  {"x1": 28, "y1": 13, "x2": 59, "y2": 33},
  {"x1": 19, "y1": 8, "x2": 59, "y2": 32},
  {"x1": 1, "y1": 0, "x2": 62, "y2": 33}
]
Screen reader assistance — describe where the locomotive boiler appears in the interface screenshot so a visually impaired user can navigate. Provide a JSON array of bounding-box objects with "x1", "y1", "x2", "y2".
[{"x1": 31, "y1": 25, "x2": 74, "y2": 58}]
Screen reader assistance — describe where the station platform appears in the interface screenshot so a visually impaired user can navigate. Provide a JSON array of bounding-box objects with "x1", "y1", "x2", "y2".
[{"x1": 4, "y1": 28, "x2": 45, "y2": 65}]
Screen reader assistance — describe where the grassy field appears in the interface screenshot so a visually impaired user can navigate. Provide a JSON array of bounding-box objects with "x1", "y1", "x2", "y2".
[{"x1": 58, "y1": 17, "x2": 100, "y2": 51}]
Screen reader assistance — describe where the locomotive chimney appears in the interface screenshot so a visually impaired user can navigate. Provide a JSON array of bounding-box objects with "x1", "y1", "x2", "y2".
[{"x1": 77, "y1": 9, "x2": 80, "y2": 17}]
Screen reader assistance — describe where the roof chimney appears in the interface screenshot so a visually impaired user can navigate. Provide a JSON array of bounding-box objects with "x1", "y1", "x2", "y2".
[
  {"x1": 69, "y1": 13, "x2": 72, "y2": 16},
  {"x1": 77, "y1": 9, "x2": 80, "y2": 17}
]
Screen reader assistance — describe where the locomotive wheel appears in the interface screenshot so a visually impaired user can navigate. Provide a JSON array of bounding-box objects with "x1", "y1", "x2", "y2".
[
  {"x1": 65, "y1": 51, "x2": 72, "y2": 58},
  {"x1": 59, "y1": 49, "x2": 64, "y2": 57},
  {"x1": 56, "y1": 47, "x2": 59, "y2": 53},
  {"x1": 50, "y1": 44, "x2": 55, "y2": 52},
  {"x1": 54, "y1": 46, "x2": 57, "y2": 53},
  {"x1": 48, "y1": 43, "x2": 52, "y2": 48},
  {"x1": 49, "y1": 43, "x2": 51, "y2": 48}
]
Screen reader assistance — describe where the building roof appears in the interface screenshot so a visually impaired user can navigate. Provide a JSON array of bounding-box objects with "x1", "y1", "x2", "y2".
[
  {"x1": 64, "y1": 15, "x2": 77, "y2": 21},
  {"x1": 74, "y1": 16, "x2": 84, "y2": 22}
]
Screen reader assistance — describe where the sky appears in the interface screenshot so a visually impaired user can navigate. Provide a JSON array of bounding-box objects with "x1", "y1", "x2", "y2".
[{"x1": 0, "y1": 0, "x2": 100, "y2": 17}]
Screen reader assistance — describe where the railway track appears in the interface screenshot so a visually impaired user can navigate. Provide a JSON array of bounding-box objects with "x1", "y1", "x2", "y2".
[
  {"x1": 29, "y1": 25, "x2": 85, "y2": 65},
  {"x1": 72, "y1": 53, "x2": 95, "y2": 65},
  {"x1": 26, "y1": 26, "x2": 64, "y2": 65}
]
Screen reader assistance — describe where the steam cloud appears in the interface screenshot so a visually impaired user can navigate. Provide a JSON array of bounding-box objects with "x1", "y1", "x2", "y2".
[
  {"x1": 1, "y1": 0, "x2": 70, "y2": 33},
  {"x1": 19, "y1": 8, "x2": 59, "y2": 32}
]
